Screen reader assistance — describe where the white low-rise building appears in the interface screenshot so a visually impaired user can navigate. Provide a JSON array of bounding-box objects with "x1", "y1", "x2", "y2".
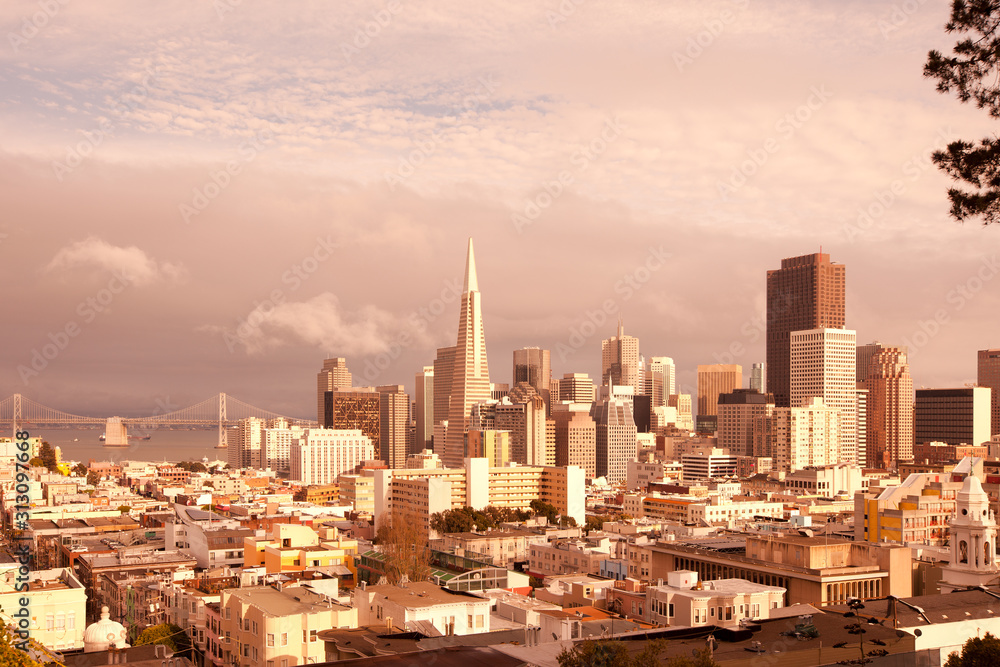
[
  {"x1": 646, "y1": 570, "x2": 785, "y2": 628},
  {"x1": 352, "y1": 581, "x2": 492, "y2": 636}
]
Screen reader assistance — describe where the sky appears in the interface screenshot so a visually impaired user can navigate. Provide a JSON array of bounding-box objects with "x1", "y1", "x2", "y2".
[{"x1": 1, "y1": 0, "x2": 998, "y2": 420}]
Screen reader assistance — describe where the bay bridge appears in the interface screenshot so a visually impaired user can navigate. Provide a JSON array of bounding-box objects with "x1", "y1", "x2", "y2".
[{"x1": 0, "y1": 393, "x2": 315, "y2": 448}]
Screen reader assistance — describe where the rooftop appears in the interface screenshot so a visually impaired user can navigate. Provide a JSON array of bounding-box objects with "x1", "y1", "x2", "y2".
[{"x1": 225, "y1": 586, "x2": 351, "y2": 617}]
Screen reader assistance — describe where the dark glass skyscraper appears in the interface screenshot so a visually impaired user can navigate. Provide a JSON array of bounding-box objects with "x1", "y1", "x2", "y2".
[{"x1": 765, "y1": 253, "x2": 846, "y2": 407}]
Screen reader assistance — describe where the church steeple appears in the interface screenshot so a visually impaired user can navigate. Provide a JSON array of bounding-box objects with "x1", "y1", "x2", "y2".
[{"x1": 940, "y1": 472, "x2": 1000, "y2": 593}]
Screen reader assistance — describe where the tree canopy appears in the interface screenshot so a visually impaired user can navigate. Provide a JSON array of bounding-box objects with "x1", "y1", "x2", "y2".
[
  {"x1": 925, "y1": 1, "x2": 1000, "y2": 224},
  {"x1": 38, "y1": 441, "x2": 59, "y2": 473},
  {"x1": 557, "y1": 639, "x2": 717, "y2": 667},
  {"x1": 430, "y1": 505, "x2": 532, "y2": 534},
  {"x1": 375, "y1": 510, "x2": 432, "y2": 585},
  {"x1": 134, "y1": 622, "x2": 192, "y2": 656},
  {"x1": 945, "y1": 631, "x2": 1000, "y2": 666}
]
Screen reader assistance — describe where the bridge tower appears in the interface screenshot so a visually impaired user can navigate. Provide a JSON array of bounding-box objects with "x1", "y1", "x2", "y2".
[
  {"x1": 218, "y1": 393, "x2": 228, "y2": 449},
  {"x1": 11, "y1": 393, "x2": 21, "y2": 438}
]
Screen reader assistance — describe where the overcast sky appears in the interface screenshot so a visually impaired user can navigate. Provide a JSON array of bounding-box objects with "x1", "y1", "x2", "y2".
[{"x1": 2, "y1": 0, "x2": 998, "y2": 420}]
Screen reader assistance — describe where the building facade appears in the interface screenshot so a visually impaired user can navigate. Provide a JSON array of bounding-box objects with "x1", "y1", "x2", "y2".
[{"x1": 790, "y1": 327, "x2": 857, "y2": 464}]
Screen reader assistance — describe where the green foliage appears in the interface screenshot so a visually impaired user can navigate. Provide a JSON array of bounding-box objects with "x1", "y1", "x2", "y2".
[
  {"x1": 117, "y1": 505, "x2": 131, "y2": 514},
  {"x1": 175, "y1": 461, "x2": 207, "y2": 473},
  {"x1": 38, "y1": 441, "x2": 59, "y2": 473},
  {"x1": 585, "y1": 515, "x2": 607, "y2": 533},
  {"x1": 530, "y1": 499, "x2": 560, "y2": 524},
  {"x1": 71, "y1": 462, "x2": 88, "y2": 477},
  {"x1": 557, "y1": 639, "x2": 685, "y2": 667},
  {"x1": 86, "y1": 470, "x2": 101, "y2": 486},
  {"x1": 0, "y1": 619, "x2": 63, "y2": 665},
  {"x1": 29, "y1": 458, "x2": 44, "y2": 468},
  {"x1": 134, "y1": 622, "x2": 191, "y2": 656},
  {"x1": 375, "y1": 511, "x2": 431, "y2": 585},
  {"x1": 925, "y1": 1, "x2": 1000, "y2": 224},
  {"x1": 945, "y1": 631, "x2": 1000, "y2": 667},
  {"x1": 429, "y1": 505, "x2": 532, "y2": 534}
]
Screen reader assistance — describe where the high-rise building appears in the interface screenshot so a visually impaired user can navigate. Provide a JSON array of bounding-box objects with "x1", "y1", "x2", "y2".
[
  {"x1": 592, "y1": 397, "x2": 637, "y2": 483},
  {"x1": 291, "y1": 429, "x2": 374, "y2": 485},
  {"x1": 645, "y1": 357, "x2": 676, "y2": 407},
  {"x1": 231, "y1": 417, "x2": 265, "y2": 469},
  {"x1": 769, "y1": 398, "x2": 841, "y2": 472},
  {"x1": 979, "y1": 349, "x2": 1000, "y2": 438},
  {"x1": 696, "y1": 364, "x2": 742, "y2": 418},
  {"x1": 551, "y1": 402, "x2": 597, "y2": 478},
  {"x1": 442, "y1": 239, "x2": 492, "y2": 469},
  {"x1": 513, "y1": 347, "x2": 551, "y2": 398},
  {"x1": 862, "y1": 347, "x2": 913, "y2": 469},
  {"x1": 766, "y1": 253, "x2": 846, "y2": 408},
  {"x1": 432, "y1": 346, "x2": 456, "y2": 452},
  {"x1": 324, "y1": 388, "x2": 380, "y2": 448},
  {"x1": 915, "y1": 388, "x2": 992, "y2": 447},
  {"x1": 790, "y1": 328, "x2": 857, "y2": 464},
  {"x1": 414, "y1": 366, "x2": 434, "y2": 454},
  {"x1": 601, "y1": 319, "x2": 641, "y2": 394},
  {"x1": 667, "y1": 394, "x2": 695, "y2": 432},
  {"x1": 497, "y1": 383, "x2": 550, "y2": 466},
  {"x1": 552, "y1": 373, "x2": 596, "y2": 404},
  {"x1": 466, "y1": 430, "x2": 511, "y2": 467},
  {"x1": 316, "y1": 358, "x2": 352, "y2": 423},
  {"x1": 377, "y1": 385, "x2": 411, "y2": 469},
  {"x1": 718, "y1": 389, "x2": 775, "y2": 457},
  {"x1": 750, "y1": 363, "x2": 765, "y2": 392}
]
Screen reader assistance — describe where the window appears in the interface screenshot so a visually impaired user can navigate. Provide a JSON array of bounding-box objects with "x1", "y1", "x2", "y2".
[
  {"x1": 668, "y1": 603, "x2": 674, "y2": 618},
  {"x1": 310, "y1": 629, "x2": 317, "y2": 642},
  {"x1": 267, "y1": 634, "x2": 274, "y2": 647},
  {"x1": 55, "y1": 614, "x2": 65, "y2": 630},
  {"x1": 67, "y1": 614, "x2": 75, "y2": 630},
  {"x1": 45, "y1": 614, "x2": 54, "y2": 631},
  {"x1": 281, "y1": 632, "x2": 287, "y2": 646}
]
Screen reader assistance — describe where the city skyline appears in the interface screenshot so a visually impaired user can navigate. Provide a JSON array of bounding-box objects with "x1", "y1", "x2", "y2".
[{"x1": 3, "y1": 1, "x2": 999, "y2": 417}]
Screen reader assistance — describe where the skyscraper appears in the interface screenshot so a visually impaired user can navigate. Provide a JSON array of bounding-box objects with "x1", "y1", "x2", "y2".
[
  {"x1": 979, "y1": 349, "x2": 1000, "y2": 438},
  {"x1": 915, "y1": 387, "x2": 992, "y2": 447},
  {"x1": 592, "y1": 397, "x2": 637, "y2": 483},
  {"x1": 414, "y1": 366, "x2": 434, "y2": 453},
  {"x1": 645, "y1": 357, "x2": 676, "y2": 407},
  {"x1": 718, "y1": 389, "x2": 774, "y2": 457},
  {"x1": 766, "y1": 253, "x2": 846, "y2": 408},
  {"x1": 377, "y1": 384, "x2": 412, "y2": 469},
  {"x1": 696, "y1": 364, "x2": 742, "y2": 418},
  {"x1": 317, "y1": 358, "x2": 352, "y2": 423},
  {"x1": 790, "y1": 328, "x2": 857, "y2": 464},
  {"x1": 750, "y1": 363, "x2": 764, "y2": 392},
  {"x1": 442, "y1": 239, "x2": 492, "y2": 469},
  {"x1": 862, "y1": 347, "x2": 913, "y2": 469},
  {"x1": 324, "y1": 388, "x2": 380, "y2": 447},
  {"x1": 552, "y1": 373, "x2": 596, "y2": 404},
  {"x1": 601, "y1": 319, "x2": 641, "y2": 394},
  {"x1": 513, "y1": 347, "x2": 551, "y2": 396}
]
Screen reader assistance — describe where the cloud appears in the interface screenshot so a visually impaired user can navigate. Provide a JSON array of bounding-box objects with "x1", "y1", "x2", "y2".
[
  {"x1": 200, "y1": 292, "x2": 432, "y2": 358},
  {"x1": 44, "y1": 236, "x2": 187, "y2": 286}
]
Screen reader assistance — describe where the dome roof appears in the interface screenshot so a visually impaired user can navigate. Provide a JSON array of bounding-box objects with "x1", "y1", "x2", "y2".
[{"x1": 83, "y1": 606, "x2": 129, "y2": 653}]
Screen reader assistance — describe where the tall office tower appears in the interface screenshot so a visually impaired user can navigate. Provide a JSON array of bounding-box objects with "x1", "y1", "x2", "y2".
[
  {"x1": 377, "y1": 385, "x2": 411, "y2": 469},
  {"x1": 466, "y1": 430, "x2": 511, "y2": 467},
  {"x1": 645, "y1": 357, "x2": 676, "y2": 407},
  {"x1": 291, "y1": 429, "x2": 374, "y2": 485},
  {"x1": 856, "y1": 388, "x2": 868, "y2": 466},
  {"x1": 317, "y1": 358, "x2": 352, "y2": 423},
  {"x1": 856, "y1": 342, "x2": 883, "y2": 382},
  {"x1": 979, "y1": 349, "x2": 1000, "y2": 437},
  {"x1": 324, "y1": 388, "x2": 381, "y2": 450},
  {"x1": 667, "y1": 394, "x2": 695, "y2": 431},
  {"x1": 491, "y1": 383, "x2": 510, "y2": 401},
  {"x1": 432, "y1": 346, "x2": 456, "y2": 453},
  {"x1": 718, "y1": 389, "x2": 775, "y2": 457},
  {"x1": 697, "y1": 364, "x2": 743, "y2": 418},
  {"x1": 601, "y1": 319, "x2": 641, "y2": 393},
  {"x1": 414, "y1": 366, "x2": 434, "y2": 453},
  {"x1": 497, "y1": 383, "x2": 550, "y2": 466},
  {"x1": 470, "y1": 400, "x2": 499, "y2": 431},
  {"x1": 750, "y1": 363, "x2": 765, "y2": 392},
  {"x1": 790, "y1": 328, "x2": 857, "y2": 463},
  {"x1": 551, "y1": 402, "x2": 597, "y2": 478},
  {"x1": 862, "y1": 347, "x2": 913, "y2": 469},
  {"x1": 513, "y1": 347, "x2": 551, "y2": 396},
  {"x1": 231, "y1": 417, "x2": 265, "y2": 469},
  {"x1": 592, "y1": 397, "x2": 637, "y2": 483},
  {"x1": 915, "y1": 387, "x2": 992, "y2": 447},
  {"x1": 442, "y1": 238, "x2": 492, "y2": 469},
  {"x1": 766, "y1": 253, "x2": 846, "y2": 408},
  {"x1": 769, "y1": 398, "x2": 840, "y2": 472},
  {"x1": 552, "y1": 373, "x2": 596, "y2": 404}
]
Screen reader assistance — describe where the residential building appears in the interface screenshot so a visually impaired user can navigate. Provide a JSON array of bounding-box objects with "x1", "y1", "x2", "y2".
[
  {"x1": 854, "y1": 472, "x2": 960, "y2": 546},
  {"x1": 338, "y1": 472, "x2": 375, "y2": 513},
  {"x1": 790, "y1": 327, "x2": 857, "y2": 464},
  {"x1": 645, "y1": 571, "x2": 785, "y2": 628},
  {"x1": 766, "y1": 252, "x2": 846, "y2": 408},
  {"x1": 290, "y1": 429, "x2": 375, "y2": 486},
  {"x1": 220, "y1": 585, "x2": 356, "y2": 667},
  {"x1": 440, "y1": 530, "x2": 545, "y2": 568},
  {"x1": 768, "y1": 398, "x2": 841, "y2": 472},
  {"x1": 0, "y1": 567, "x2": 86, "y2": 652},
  {"x1": 352, "y1": 581, "x2": 491, "y2": 636},
  {"x1": 229, "y1": 417, "x2": 264, "y2": 470},
  {"x1": 243, "y1": 524, "x2": 357, "y2": 584},
  {"x1": 466, "y1": 429, "x2": 511, "y2": 467}
]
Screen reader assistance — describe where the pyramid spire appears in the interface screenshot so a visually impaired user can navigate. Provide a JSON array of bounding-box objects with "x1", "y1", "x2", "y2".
[{"x1": 464, "y1": 237, "x2": 478, "y2": 293}]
